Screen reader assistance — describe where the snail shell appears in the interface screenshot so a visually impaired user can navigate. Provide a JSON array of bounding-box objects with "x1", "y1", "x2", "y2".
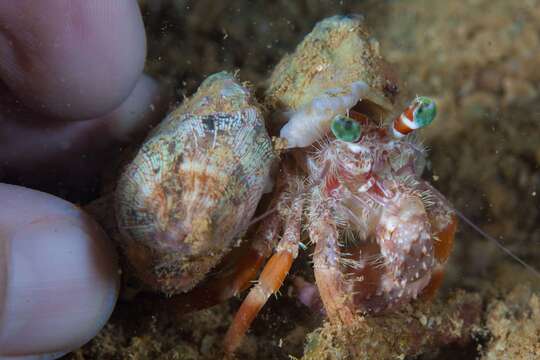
[
  {"x1": 115, "y1": 72, "x2": 275, "y2": 294},
  {"x1": 266, "y1": 15, "x2": 399, "y2": 148}
]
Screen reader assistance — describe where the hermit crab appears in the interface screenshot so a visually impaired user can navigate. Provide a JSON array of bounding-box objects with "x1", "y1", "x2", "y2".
[
  {"x1": 108, "y1": 15, "x2": 459, "y2": 356},
  {"x1": 219, "y1": 15, "x2": 457, "y2": 352},
  {"x1": 223, "y1": 93, "x2": 458, "y2": 349}
]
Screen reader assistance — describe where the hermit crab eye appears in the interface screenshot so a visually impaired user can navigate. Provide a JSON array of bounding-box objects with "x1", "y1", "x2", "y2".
[
  {"x1": 413, "y1": 96, "x2": 437, "y2": 128},
  {"x1": 331, "y1": 115, "x2": 362, "y2": 142}
]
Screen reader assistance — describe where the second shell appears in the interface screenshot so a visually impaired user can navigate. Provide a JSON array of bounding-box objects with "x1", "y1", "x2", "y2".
[{"x1": 115, "y1": 72, "x2": 275, "y2": 294}]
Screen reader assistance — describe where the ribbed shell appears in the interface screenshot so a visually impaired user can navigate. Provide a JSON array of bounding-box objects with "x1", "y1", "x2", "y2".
[{"x1": 115, "y1": 72, "x2": 275, "y2": 294}]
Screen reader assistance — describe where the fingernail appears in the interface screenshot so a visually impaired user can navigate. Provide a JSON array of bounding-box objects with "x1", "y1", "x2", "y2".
[{"x1": 0, "y1": 184, "x2": 120, "y2": 358}]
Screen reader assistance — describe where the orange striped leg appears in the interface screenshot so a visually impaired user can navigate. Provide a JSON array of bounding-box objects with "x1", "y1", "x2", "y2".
[
  {"x1": 223, "y1": 194, "x2": 305, "y2": 354},
  {"x1": 312, "y1": 206, "x2": 356, "y2": 325}
]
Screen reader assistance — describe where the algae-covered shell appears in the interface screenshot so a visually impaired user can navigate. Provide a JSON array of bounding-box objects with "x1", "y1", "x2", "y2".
[
  {"x1": 115, "y1": 72, "x2": 275, "y2": 294},
  {"x1": 266, "y1": 15, "x2": 398, "y2": 148}
]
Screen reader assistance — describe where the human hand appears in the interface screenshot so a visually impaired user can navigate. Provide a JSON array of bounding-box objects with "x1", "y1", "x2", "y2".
[
  {"x1": 0, "y1": 0, "x2": 168, "y2": 197},
  {"x1": 0, "y1": 1, "x2": 167, "y2": 358}
]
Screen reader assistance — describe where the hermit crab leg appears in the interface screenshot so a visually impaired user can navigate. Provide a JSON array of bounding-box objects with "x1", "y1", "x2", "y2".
[
  {"x1": 223, "y1": 192, "x2": 305, "y2": 354},
  {"x1": 312, "y1": 203, "x2": 357, "y2": 325},
  {"x1": 225, "y1": 211, "x2": 282, "y2": 297},
  {"x1": 230, "y1": 168, "x2": 306, "y2": 285},
  {"x1": 212, "y1": 179, "x2": 291, "y2": 303}
]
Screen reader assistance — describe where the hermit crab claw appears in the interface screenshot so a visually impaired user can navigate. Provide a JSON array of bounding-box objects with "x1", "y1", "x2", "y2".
[{"x1": 266, "y1": 14, "x2": 398, "y2": 148}]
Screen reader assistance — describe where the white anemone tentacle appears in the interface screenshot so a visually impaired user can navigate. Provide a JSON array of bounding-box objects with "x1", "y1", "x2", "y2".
[{"x1": 280, "y1": 81, "x2": 370, "y2": 148}]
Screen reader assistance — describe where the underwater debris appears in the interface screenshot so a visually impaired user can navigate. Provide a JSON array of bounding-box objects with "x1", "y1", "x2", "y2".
[
  {"x1": 302, "y1": 290, "x2": 482, "y2": 360},
  {"x1": 482, "y1": 285, "x2": 540, "y2": 359}
]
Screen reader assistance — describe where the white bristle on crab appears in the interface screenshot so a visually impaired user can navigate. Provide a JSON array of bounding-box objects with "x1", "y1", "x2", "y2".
[{"x1": 280, "y1": 81, "x2": 370, "y2": 148}]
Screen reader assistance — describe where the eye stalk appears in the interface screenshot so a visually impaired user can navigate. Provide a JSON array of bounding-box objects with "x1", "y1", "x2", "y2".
[
  {"x1": 331, "y1": 115, "x2": 362, "y2": 143},
  {"x1": 413, "y1": 96, "x2": 437, "y2": 128},
  {"x1": 391, "y1": 96, "x2": 437, "y2": 138}
]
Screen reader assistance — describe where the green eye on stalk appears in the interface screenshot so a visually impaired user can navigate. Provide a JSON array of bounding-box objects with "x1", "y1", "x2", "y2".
[
  {"x1": 331, "y1": 115, "x2": 362, "y2": 143},
  {"x1": 413, "y1": 96, "x2": 437, "y2": 128}
]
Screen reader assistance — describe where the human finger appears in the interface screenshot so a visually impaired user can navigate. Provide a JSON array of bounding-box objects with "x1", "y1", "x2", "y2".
[
  {"x1": 0, "y1": 0, "x2": 146, "y2": 120},
  {"x1": 0, "y1": 74, "x2": 168, "y2": 198},
  {"x1": 0, "y1": 183, "x2": 120, "y2": 358}
]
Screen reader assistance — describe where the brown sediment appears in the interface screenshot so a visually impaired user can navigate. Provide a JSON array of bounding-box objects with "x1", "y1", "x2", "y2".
[
  {"x1": 482, "y1": 285, "x2": 540, "y2": 359},
  {"x1": 302, "y1": 290, "x2": 483, "y2": 360}
]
